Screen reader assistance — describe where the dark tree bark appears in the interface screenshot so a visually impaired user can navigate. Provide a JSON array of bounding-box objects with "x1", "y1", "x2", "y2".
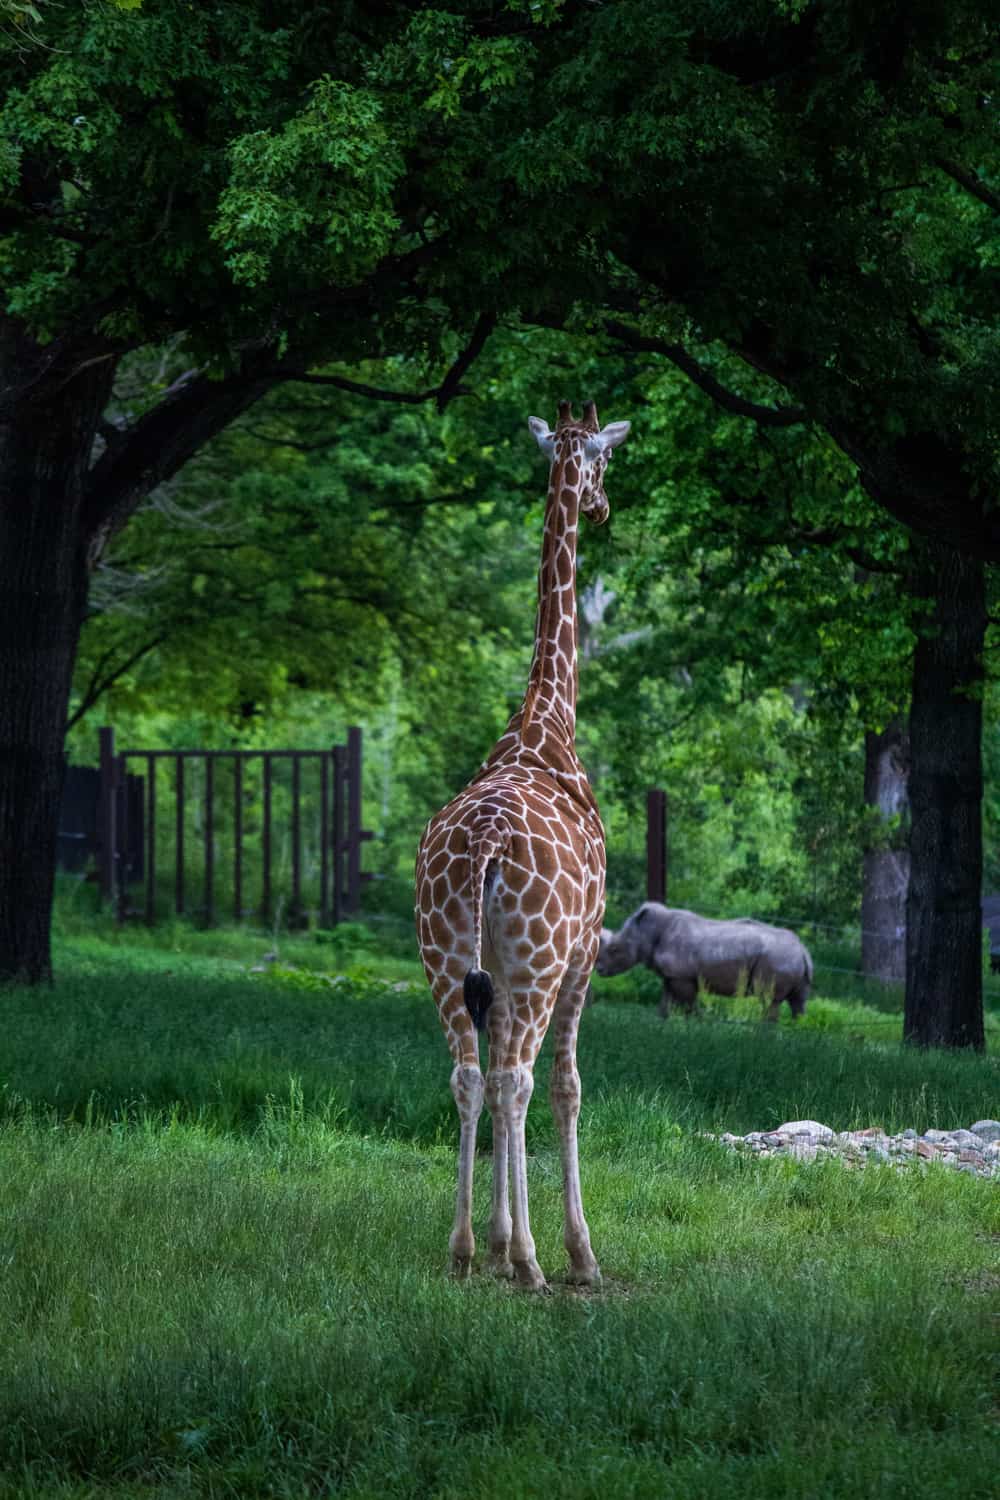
[
  {"x1": 861, "y1": 723, "x2": 909, "y2": 983},
  {"x1": 0, "y1": 323, "x2": 280, "y2": 984},
  {"x1": 904, "y1": 541, "x2": 986, "y2": 1050},
  {"x1": 0, "y1": 349, "x2": 115, "y2": 982}
]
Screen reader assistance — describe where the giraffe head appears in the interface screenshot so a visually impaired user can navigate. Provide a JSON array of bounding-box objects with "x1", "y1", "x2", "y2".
[{"x1": 527, "y1": 400, "x2": 631, "y2": 525}]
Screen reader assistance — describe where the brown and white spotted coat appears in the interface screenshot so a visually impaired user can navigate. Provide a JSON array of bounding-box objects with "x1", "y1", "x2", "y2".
[{"x1": 415, "y1": 399, "x2": 631, "y2": 1291}]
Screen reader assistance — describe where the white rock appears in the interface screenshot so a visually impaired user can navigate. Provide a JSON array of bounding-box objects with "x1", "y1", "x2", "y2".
[
  {"x1": 948, "y1": 1129, "x2": 983, "y2": 1149},
  {"x1": 923, "y1": 1130, "x2": 956, "y2": 1144},
  {"x1": 970, "y1": 1120, "x2": 1000, "y2": 1143},
  {"x1": 776, "y1": 1120, "x2": 834, "y2": 1140}
]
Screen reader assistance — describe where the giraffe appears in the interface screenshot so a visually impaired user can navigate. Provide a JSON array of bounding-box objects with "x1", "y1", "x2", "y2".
[{"x1": 415, "y1": 399, "x2": 631, "y2": 1292}]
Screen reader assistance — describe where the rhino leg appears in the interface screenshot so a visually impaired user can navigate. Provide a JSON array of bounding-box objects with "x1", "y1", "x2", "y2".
[
  {"x1": 658, "y1": 976, "x2": 697, "y2": 1019},
  {"x1": 672, "y1": 977, "x2": 699, "y2": 1016},
  {"x1": 786, "y1": 984, "x2": 808, "y2": 1019}
]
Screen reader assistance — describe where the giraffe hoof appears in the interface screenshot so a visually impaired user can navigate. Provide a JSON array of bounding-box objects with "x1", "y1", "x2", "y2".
[
  {"x1": 488, "y1": 1256, "x2": 516, "y2": 1281},
  {"x1": 565, "y1": 1262, "x2": 602, "y2": 1288},
  {"x1": 449, "y1": 1256, "x2": 473, "y2": 1280},
  {"x1": 513, "y1": 1261, "x2": 550, "y2": 1294}
]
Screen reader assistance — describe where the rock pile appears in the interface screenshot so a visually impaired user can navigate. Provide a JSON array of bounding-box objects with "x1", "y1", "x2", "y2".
[{"x1": 708, "y1": 1118, "x2": 1000, "y2": 1179}]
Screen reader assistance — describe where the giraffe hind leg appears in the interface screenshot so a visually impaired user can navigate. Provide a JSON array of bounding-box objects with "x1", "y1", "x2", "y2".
[
  {"x1": 429, "y1": 973, "x2": 484, "y2": 1277},
  {"x1": 484, "y1": 980, "x2": 515, "y2": 1279}
]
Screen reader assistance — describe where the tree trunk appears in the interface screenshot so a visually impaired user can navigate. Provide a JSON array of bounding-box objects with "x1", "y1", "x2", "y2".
[
  {"x1": 904, "y1": 541, "x2": 986, "y2": 1050},
  {"x1": 0, "y1": 353, "x2": 113, "y2": 983},
  {"x1": 861, "y1": 723, "x2": 909, "y2": 983}
]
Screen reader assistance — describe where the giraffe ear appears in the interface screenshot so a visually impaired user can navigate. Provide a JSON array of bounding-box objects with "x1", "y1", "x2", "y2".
[
  {"x1": 585, "y1": 420, "x2": 631, "y2": 459},
  {"x1": 528, "y1": 416, "x2": 555, "y2": 458}
]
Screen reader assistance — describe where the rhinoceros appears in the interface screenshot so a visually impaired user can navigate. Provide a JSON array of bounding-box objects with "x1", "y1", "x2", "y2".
[{"x1": 594, "y1": 903, "x2": 813, "y2": 1020}]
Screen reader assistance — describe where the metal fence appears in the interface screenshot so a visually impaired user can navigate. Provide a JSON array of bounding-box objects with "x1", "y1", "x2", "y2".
[{"x1": 95, "y1": 725, "x2": 372, "y2": 926}]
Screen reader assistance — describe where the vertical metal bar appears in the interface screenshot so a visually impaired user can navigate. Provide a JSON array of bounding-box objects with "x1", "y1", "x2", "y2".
[
  {"x1": 646, "y1": 788, "x2": 667, "y2": 905},
  {"x1": 346, "y1": 726, "x2": 362, "y2": 915},
  {"x1": 319, "y1": 752, "x2": 330, "y2": 927},
  {"x1": 262, "y1": 754, "x2": 272, "y2": 920},
  {"x1": 175, "y1": 756, "x2": 185, "y2": 915},
  {"x1": 145, "y1": 754, "x2": 157, "y2": 924},
  {"x1": 204, "y1": 756, "x2": 214, "y2": 926},
  {"x1": 98, "y1": 726, "x2": 116, "y2": 902},
  {"x1": 332, "y1": 745, "x2": 345, "y2": 925},
  {"x1": 291, "y1": 754, "x2": 302, "y2": 924},
  {"x1": 234, "y1": 755, "x2": 243, "y2": 921},
  {"x1": 115, "y1": 755, "x2": 129, "y2": 923}
]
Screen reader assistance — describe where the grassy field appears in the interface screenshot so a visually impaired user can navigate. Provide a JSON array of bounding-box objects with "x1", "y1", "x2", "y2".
[{"x1": 0, "y1": 920, "x2": 997, "y2": 1497}]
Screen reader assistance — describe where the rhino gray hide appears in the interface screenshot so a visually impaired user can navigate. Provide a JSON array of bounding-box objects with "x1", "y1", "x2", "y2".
[{"x1": 595, "y1": 903, "x2": 813, "y2": 1020}]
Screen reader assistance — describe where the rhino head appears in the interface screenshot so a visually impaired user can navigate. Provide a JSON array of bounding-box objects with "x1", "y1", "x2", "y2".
[{"x1": 595, "y1": 914, "x2": 647, "y2": 977}]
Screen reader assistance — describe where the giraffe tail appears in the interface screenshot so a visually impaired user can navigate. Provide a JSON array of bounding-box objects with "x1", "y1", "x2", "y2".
[{"x1": 463, "y1": 823, "x2": 506, "y2": 1030}]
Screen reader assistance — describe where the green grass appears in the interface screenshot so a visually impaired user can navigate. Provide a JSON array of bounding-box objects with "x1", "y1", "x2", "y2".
[{"x1": 0, "y1": 925, "x2": 997, "y2": 1497}]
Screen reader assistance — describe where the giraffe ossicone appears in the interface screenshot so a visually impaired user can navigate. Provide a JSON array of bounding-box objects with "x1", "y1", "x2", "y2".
[{"x1": 415, "y1": 399, "x2": 632, "y2": 1291}]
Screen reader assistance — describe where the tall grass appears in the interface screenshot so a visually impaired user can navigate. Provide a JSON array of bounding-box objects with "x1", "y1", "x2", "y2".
[{"x1": 0, "y1": 929, "x2": 996, "y2": 1496}]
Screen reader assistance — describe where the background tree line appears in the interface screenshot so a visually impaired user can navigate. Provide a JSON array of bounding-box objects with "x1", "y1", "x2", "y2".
[{"x1": 2, "y1": 0, "x2": 997, "y2": 1049}]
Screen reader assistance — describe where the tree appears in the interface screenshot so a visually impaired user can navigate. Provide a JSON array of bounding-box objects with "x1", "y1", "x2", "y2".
[
  {"x1": 0, "y1": 2, "x2": 493, "y2": 980},
  {"x1": 3, "y1": 0, "x2": 997, "y2": 1046},
  {"x1": 487, "y1": 0, "x2": 996, "y2": 1047}
]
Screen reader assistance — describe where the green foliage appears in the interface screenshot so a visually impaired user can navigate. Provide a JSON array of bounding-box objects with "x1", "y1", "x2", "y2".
[
  {"x1": 213, "y1": 78, "x2": 403, "y2": 290},
  {"x1": 5, "y1": 0, "x2": 997, "y2": 980},
  {"x1": 70, "y1": 325, "x2": 1000, "y2": 938}
]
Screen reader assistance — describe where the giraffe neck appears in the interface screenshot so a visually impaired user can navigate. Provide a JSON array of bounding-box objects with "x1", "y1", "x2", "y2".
[{"x1": 521, "y1": 443, "x2": 582, "y2": 744}]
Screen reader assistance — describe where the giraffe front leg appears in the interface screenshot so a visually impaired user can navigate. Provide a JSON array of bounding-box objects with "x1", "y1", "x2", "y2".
[
  {"x1": 448, "y1": 1062, "x2": 484, "y2": 1277},
  {"x1": 492, "y1": 1063, "x2": 548, "y2": 1292},
  {"x1": 550, "y1": 975, "x2": 601, "y2": 1287}
]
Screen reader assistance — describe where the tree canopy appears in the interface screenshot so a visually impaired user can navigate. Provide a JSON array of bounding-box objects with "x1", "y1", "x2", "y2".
[{"x1": 3, "y1": 1, "x2": 997, "y2": 551}]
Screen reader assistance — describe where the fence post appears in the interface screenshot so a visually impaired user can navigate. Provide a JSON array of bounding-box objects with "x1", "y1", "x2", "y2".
[
  {"x1": 261, "y1": 754, "x2": 272, "y2": 922},
  {"x1": 332, "y1": 744, "x2": 346, "y2": 924},
  {"x1": 204, "y1": 755, "x2": 215, "y2": 926},
  {"x1": 345, "y1": 727, "x2": 362, "y2": 916},
  {"x1": 290, "y1": 754, "x2": 304, "y2": 927},
  {"x1": 646, "y1": 788, "x2": 668, "y2": 904},
  {"x1": 115, "y1": 754, "x2": 129, "y2": 923},
  {"x1": 97, "y1": 726, "x2": 117, "y2": 903},
  {"x1": 175, "y1": 756, "x2": 185, "y2": 916},
  {"x1": 319, "y1": 751, "x2": 331, "y2": 927},
  {"x1": 145, "y1": 753, "x2": 157, "y2": 925},
  {"x1": 233, "y1": 755, "x2": 243, "y2": 922}
]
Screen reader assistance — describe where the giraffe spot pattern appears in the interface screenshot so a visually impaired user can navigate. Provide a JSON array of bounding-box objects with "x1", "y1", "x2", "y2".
[{"x1": 415, "y1": 419, "x2": 613, "y2": 1077}]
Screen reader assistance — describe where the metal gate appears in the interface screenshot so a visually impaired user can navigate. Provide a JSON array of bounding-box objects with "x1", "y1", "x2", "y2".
[{"x1": 96, "y1": 725, "x2": 372, "y2": 926}]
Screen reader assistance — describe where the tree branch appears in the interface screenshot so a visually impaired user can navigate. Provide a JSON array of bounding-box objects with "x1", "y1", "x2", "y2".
[
  {"x1": 436, "y1": 311, "x2": 496, "y2": 411},
  {"x1": 602, "y1": 320, "x2": 808, "y2": 427},
  {"x1": 268, "y1": 310, "x2": 497, "y2": 410},
  {"x1": 81, "y1": 361, "x2": 281, "y2": 544},
  {"x1": 270, "y1": 370, "x2": 440, "y2": 402},
  {"x1": 81, "y1": 307, "x2": 498, "y2": 544},
  {"x1": 936, "y1": 157, "x2": 1000, "y2": 215},
  {"x1": 66, "y1": 633, "x2": 166, "y2": 731}
]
